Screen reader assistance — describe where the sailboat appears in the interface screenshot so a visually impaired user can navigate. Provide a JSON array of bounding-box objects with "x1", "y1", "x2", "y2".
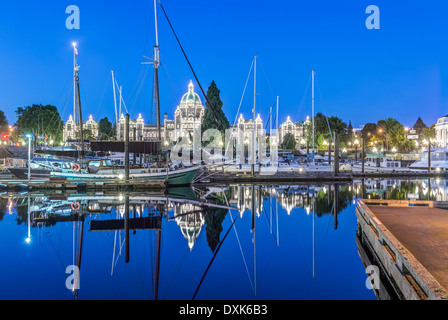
[
  {"x1": 303, "y1": 70, "x2": 334, "y2": 173},
  {"x1": 52, "y1": 2, "x2": 200, "y2": 186}
]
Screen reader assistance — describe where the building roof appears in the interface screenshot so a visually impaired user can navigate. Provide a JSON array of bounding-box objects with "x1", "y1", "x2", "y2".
[{"x1": 181, "y1": 81, "x2": 201, "y2": 104}]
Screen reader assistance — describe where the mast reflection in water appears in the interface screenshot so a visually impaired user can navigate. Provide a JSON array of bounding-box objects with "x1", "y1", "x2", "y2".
[{"x1": 0, "y1": 178, "x2": 444, "y2": 300}]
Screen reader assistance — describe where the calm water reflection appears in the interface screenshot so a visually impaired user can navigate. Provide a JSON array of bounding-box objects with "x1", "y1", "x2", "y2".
[{"x1": 0, "y1": 178, "x2": 445, "y2": 300}]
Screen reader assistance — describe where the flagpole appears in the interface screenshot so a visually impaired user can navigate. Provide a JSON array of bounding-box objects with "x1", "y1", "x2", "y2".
[{"x1": 72, "y1": 42, "x2": 77, "y2": 124}]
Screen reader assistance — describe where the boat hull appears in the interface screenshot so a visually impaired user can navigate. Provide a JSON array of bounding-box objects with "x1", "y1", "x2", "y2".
[
  {"x1": 51, "y1": 166, "x2": 199, "y2": 186},
  {"x1": 8, "y1": 167, "x2": 51, "y2": 180}
]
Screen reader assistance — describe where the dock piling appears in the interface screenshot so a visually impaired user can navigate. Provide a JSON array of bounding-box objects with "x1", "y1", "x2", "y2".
[
  {"x1": 125, "y1": 114, "x2": 130, "y2": 183},
  {"x1": 362, "y1": 137, "x2": 365, "y2": 174},
  {"x1": 334, "y1": 131, "x2": 339, "y2": 177},
  {"x1": 334, "y1": 183, "x2": 339, "y2": 230},
  {"x1": 125, "y1": 194, "x2": 130, "y2": 263}
]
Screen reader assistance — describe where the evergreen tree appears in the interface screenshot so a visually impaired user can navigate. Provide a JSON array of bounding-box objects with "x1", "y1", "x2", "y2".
[
  {"x1": 413, "y1": 117, "x2": 427, "y2": 136},
  {"x1": 201, "y1": 81, "x2": 230, "y2": 135},
  {"x1": 282, "y1": 132, "x2": 296, "y2": 150},
  {"x1": 205, "y1": 208, "x2": 228, "y2": 252},
  {"x1": 347, "y1": 120, "x2": 353, "y2": 142},
  {"x1": 98, "y1": 117, "x2": 113, "y2": 140},
  {"x1": 0, "y1": 110, "x2": 8, "y2": 134}
]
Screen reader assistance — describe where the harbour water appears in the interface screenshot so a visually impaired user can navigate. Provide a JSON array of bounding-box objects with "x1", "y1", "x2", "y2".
[{"x1": 0, "y1": 178, "x2": 444, "y2": 300}]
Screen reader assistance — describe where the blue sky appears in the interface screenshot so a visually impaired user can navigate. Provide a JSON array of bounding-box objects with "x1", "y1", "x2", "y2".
[{"x1": 0, "y1": 0, "x2": 447, "y2": 131}]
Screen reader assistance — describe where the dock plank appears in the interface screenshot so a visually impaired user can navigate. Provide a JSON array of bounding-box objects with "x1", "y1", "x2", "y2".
[{"x1": 368, "y1": 205, "x2": 448, "y2": 293}]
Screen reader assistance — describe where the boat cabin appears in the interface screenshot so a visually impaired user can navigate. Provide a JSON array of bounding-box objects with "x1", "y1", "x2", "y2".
[
  {"x1": 87, "y1": 159, "x2": 121, "y2": 173},
  {"x1": 365, "y1": 154, "x2": 402, "y2": 168}
]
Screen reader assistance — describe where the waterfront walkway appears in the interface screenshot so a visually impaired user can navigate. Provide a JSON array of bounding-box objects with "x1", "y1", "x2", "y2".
[
  {"x1": 357, "y1": 199, "x2": 448, "y2": 300},
  {"x1": 369, "y1": 204, "x2": 448, "y2": 291}
]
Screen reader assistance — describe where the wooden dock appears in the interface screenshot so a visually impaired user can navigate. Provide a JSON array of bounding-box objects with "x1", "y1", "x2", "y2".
[
  {"x1": 200, "y1": 171, "x2": 448, "y2": 185},
  {"x1": 0, "y1": 177, "x2": 166, "y2": 192},
  {"x1": 357, "y1": 199, "x2": 448, "y2": 300}
]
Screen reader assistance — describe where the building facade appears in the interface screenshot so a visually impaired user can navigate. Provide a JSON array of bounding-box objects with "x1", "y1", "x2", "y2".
[
  {"x1": 278, "y1": 116, "x2": 305, "y2": 146},
  {"x1": 63, "y1": 115, "x2": 99, "y2": 142},
  {"x1": 436, "y1": 115, "x2": 448, "y2": 147},
  {"x1": 115, "y1": 80, "x2": 205, "y2": 144},
  {"x1": 63, "y1": 80, "x2": 313, "y2": 150}
]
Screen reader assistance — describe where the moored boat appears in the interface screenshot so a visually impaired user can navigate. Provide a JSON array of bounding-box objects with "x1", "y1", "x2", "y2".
[
  {"x1": 50, "y1": 159, "x2": 200, "y2": 186},
  {"x1": 7, "y1": 156, "x2": 75, "y2": 180},
  {"x1": 409, "y1": 148, "x2": 448, "y2": 172}
]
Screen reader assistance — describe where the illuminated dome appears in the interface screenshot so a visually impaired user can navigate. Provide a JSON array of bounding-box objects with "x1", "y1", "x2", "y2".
[{"x1": 181, "y1": 80, "x2": 201, "y2": 104}]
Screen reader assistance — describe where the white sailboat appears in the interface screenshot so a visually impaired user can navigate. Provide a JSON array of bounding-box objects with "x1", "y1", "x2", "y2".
[{"x1": 303, "y1": 70, "x2": 333, "y2": 173}]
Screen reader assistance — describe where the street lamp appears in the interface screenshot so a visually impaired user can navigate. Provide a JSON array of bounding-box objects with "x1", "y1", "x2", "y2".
[
  {"x1": 25, "y1": 134, "x2": 32, "y2": 182},
  {"x1": 354, "y1": 139, "x2": 360, "y2": 161}
]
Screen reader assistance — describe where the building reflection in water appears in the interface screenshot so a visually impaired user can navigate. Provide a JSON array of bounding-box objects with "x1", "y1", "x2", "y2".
[
  {"x1": 173, "y1": 202, "x2": 205, "y2": 251},
  {"x1": 3, "y1": 178, "x2": 448, "y2": 299}
]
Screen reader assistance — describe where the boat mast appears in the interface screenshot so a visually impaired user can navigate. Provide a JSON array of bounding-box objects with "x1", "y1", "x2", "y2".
[
  {"x1": 252, "y1": 56, "x2": 257, "y2": 175},
  {"x1": 74, "y1": 216, "x2": 85, "y2": 300},
  {"x1": 75, "y1": 67, "x2": 85, "y2": 159},
  {"x1": 112, "y1": 70, "x2": 118, "y2": 140},
  {"x1": 154, "y1": 206, "x2": 162, "y2": 300},
  {"x1": 312, "y1": 195, "x2": 315, "y2": 279},
  {"x1": 276, "y1": 96, "x2": 279, "y2": 162},
  {"x1": 73, "y1": 43, "x2": 77, "y2": 124},
  {"x1": 312, "y1": 70, "x2": 315, "y2": 162},
  {"x1": 119, "y1": 86, "x2": 122, "y2": 140},
  {"x1": 154, "y1": 0, "x2": 162, "y2": 156}
]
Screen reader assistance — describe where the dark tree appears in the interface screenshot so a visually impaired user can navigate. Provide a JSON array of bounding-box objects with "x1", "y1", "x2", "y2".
[
  {"x1": 282, "y1": 132, "x2": 296, "y2": 150},
  {"x1": 361, "y1": 123, "x2": 377, "y2": 141},
  {"x1": 347, "y1": 120, "x2": 353, "y2": 142},
  {"x1": 0, "y1": 110, "x2": 8, "y2": 133},
  {"x1": 377, "y1": 118, "x2": 404, "y2": 146},
  {"x1": 413, "y1": 117, "x2": 427, "y2": 136},
  {"x1": 98, "y1": 117, "x2": 113, "y2": 140},
  {"x1": 15, "y1": 104, "x2": 63, "y2": 144},
  {"x1": 201, "y1": 81, "x2": 230, "y2": 135},
  {"x1": 205, "y1": 208, "x2": 228, "y2": 252},
  {"x1": 308, "y1": 113, "x2": 348, "y2": 145}
]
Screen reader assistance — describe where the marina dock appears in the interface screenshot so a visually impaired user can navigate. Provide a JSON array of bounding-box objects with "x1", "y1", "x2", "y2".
[
  {"x1": 200, "y1": 171, "x2": 448, "y2": 185},
  {"x1": 0, "y1": 177, "x2": 166, "y2": 192},
  {"x1": 357, "y1": 199, "x2": 448, "y2": 300},
  {"x1": 0, "y1": 170, "x2": 447, "y2": 190}
]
